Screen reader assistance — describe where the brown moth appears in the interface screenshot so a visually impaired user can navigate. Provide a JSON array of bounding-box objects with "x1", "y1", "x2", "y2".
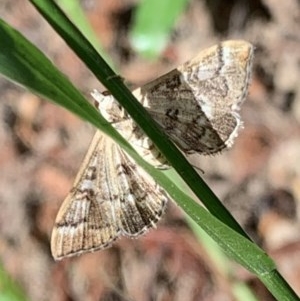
[
  {"x1": 93, "y1": 40, "x2": 254, "y2": 167},
  {"x1": 51, "y1": 40, "x2": 254, "y2": 260}
]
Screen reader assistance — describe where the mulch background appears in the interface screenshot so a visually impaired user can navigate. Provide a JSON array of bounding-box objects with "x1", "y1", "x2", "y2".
[{"x1": 1, "y1": 1, "x2": 300, "y2": 300}]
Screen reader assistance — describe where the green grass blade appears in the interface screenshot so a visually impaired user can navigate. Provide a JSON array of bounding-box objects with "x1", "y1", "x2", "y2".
[
  {"x1": 0, "y1": 19, "x2": 106, "y2": 132},
  {"x1": 130, "y1": 0, "x2": 189, "y2": 58},
  {"x1": 57, "y1": 0, "x2": 114, "y2": 67},
  {"x1": 0, "y1": 262, "x2": 29, "y2": 301},
  {"x1": 28, "y1": 0, "x2": 250, "y2": 240}
]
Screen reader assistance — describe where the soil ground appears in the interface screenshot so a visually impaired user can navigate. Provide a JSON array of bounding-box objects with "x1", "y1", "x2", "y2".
[{"x1": 1, "y1": 1, "x2": 300, "y2": 300}]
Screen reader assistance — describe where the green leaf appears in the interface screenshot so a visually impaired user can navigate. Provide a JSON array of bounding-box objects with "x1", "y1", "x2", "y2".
[
  {"x1": 0, "y1": 18, "x2": 106, "y2": 131},
  {"x1": 130, "y1": 0, "x2": 189, "y2": 58},
  {"x1": 0, "y1": 262, "x2": 28, "y2": 301}
]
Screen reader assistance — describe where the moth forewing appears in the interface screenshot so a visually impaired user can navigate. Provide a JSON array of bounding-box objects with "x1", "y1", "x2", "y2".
[
  {"x1": 51, "y1": 132, "x2": 118, "y2": 259},
  {"x1": 131, "y1": 40, "x2": 254, "y2": 155},
  {"x1": 51, "y1": 132, "x2": 168, "y2": 260},
  {"x1": 95, "y1": 40, "x2": 254, "y2": 161}
]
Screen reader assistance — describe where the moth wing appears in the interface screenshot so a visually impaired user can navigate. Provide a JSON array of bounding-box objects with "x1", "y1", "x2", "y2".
[
  {"x1": 51, "y1": 132, "x2": 168, "y2": 260},
  {"x1": 51, "y1": 132, "x2": 121, "y2": 260},
  {"x1": 133, "y1": 40, "x2": 253, "y2": 154},
  {"x1": 112, "y1": 141, "x2": 168, "y2": 236}
]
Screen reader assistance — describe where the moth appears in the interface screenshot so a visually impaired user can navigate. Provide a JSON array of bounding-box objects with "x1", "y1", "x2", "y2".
[{"x1": 51, "y1": 40, "x2": 254, "y2": 260}]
